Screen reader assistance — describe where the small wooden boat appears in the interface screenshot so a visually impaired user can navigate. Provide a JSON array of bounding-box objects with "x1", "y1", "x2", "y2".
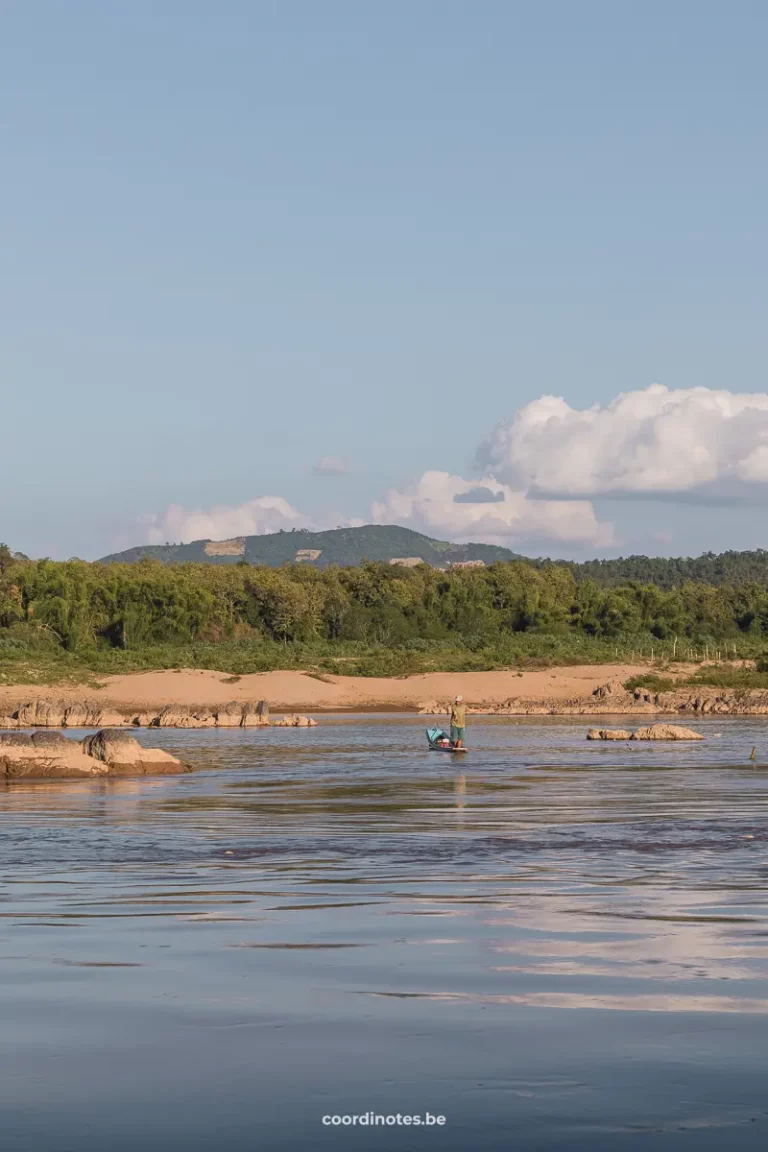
[{"x1": 426, "y1": 727, "x2": 468, "y2": 753}]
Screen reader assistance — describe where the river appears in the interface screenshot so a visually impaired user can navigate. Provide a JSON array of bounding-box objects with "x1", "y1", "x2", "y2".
[{"x1": 2, "y1": 715, "x2": 768, "y2": 1150}]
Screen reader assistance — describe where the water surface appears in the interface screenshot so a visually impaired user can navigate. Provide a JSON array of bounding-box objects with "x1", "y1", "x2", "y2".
[{"x1": 2, "y1": 715, "x2": 768, "y2": 1150}]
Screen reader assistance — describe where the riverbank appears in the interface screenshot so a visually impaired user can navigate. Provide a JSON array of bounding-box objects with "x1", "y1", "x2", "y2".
[
  {"x1": 0, "y1": 661, "x2": 755, "y2": 720},
  {"x1": 0, "y1": 664, "x2": 649, "y2": 715}
]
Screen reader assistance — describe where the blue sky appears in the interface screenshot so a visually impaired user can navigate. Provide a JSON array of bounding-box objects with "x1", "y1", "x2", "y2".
[{"x1": 2, "y1": 0, "x2": 767, "y2": 559}]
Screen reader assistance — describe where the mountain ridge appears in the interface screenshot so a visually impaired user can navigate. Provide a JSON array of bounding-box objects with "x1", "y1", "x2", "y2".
[{"x1": 99, "y1": 524, "x2": 523, "y2": 569}]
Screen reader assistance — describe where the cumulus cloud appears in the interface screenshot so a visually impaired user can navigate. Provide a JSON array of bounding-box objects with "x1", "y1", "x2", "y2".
[
  {"x1": 146, "y1": 385, "x2": 768, "y2": 553},
  {"x1": 371, "y1": 471, "x2": 614, "y2": 548},
  {"x1": 145, "y1": 496, "x2": 309, "y2": 544},
  {"x1": 477, "y1": 384, "x2": 768, "y2": 499},
  {"x1": 313, "y1": 456, "x2": 348, "y2": 475}
]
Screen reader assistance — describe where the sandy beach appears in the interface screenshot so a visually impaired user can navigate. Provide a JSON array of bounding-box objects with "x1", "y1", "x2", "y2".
[{"x1": 0, "y1": 664, "x2": 653, "y2": 713}]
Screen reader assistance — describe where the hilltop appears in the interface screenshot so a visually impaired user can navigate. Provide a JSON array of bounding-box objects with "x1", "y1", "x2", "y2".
[
  {"x1": 97, "y1": 529, "x2": 768, "y2": 590},
  {"x1": 99, "y1": 524, "x2": 521, "y2": 569}
]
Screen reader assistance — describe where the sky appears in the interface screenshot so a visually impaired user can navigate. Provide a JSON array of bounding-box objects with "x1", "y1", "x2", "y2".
[{"x1": 2, "y1": 0, "x2": 768, "y2": 561}]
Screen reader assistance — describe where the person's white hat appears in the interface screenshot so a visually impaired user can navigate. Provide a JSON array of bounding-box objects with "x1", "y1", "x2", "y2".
[{"x1": 455, "y1": 694, "x2": 463, "y2": 702}]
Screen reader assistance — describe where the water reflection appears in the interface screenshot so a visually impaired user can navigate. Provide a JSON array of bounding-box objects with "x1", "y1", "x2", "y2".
[{"x1": 1, "y1": 716, "x2": 768, "y2": 1150}]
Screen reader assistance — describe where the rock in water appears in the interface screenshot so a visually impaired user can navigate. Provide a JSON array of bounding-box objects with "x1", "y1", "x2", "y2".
[
  {"x1": 191, "y1": 711, "x2": 217, "y2": 728},
  {"x1": 81, "y1": 730, "x2": 189, "y2": 774},
  {"x1": 151, "y1": 705, "x2": 214, "y2": 729},
  {"x1": 631, "y1": 724, "x2": 703, "y2": 741},
  {"x1": 0, "y1": 733, "x2": 107, "y2": 778},
  {"x1": 0, "y1": 733, "x2": 33, "y2": 747},
  {"x1": 586, "y1": 728, "x2": 633, "y2": 741},
  {"x1": 12, "y1": 701, "x2": 126, "y2": 728},
  {"x1": 151, "y1": 706, "x2": 188, "y2": 727},
  {"x1": 0, "y1": 729, "x2": 187, "y2": 778},
  {"x1": 30, "y1": 730, "x2": 71, "y2": 748},
  {"x1": 241, "y1": 701, "x2": 270, "y2": 727},
  {"x1": 273, "y1": 714, "x2": 317, "y2": 728},
  {"x1": 215, "y1": 702, "x2": 245, "y2": 727},
  {"x1": 87, "y1": 709, "x2": 126, "y2": 728},
  {"x1": 16, "y1": 699, "x2": 66, "y2": 727},
  {"x1": 63, "y1": 703, "x2": 90, "y2": 727}
]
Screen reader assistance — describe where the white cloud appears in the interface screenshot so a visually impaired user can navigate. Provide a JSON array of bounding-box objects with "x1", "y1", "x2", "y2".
[
  {"x1": 371, "y1": 470, "x2": 614, "y2": 548},
  {"x1": 314, "y1": 456, "x2": 348, "y2": 475},
  {"x1": 477, "y1": 384, "x2": 768, "y2": 499},
  {"x1": 136, "y1": 385, "x2": 768, "y2": 556},
  {"x1": 145, "y1": 497, "x2": 309, "y2": 544}
]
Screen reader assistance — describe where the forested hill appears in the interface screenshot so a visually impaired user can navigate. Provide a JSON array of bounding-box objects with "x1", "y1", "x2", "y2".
[
  {"x1": 99, "y1": 527, "x2": 768, "y2": 590},
  {"x1": 99, "y1": 525, "x2": 521, "y2": 569}
]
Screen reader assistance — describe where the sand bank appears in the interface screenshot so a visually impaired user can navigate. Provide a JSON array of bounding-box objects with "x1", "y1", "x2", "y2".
[{"x1": 0, "y1": 664, "x2": 653, "y2": 714}]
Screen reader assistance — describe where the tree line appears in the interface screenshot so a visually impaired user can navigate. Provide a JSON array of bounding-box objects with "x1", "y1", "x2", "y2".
[
  {"x1": 560, "y1": 549, "x2": 768, "y2": 590},
  {"x1": 3, "y1": 546, "x2": 768, "y2": 655}
]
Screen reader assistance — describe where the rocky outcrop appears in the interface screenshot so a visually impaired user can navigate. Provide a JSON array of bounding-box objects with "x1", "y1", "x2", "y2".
[
  {"x1": 150, "y1": 705, "x2": 216, "y2": 729},
  {"x1": 81, "y1": 730, "x2": 188, "y2": 774},
  {"x1": 448, "y1": 679, "x2": 768, "y2": 717},
  {"x1": 586, "y1": 723, "x2": 703, "y2": 742},
  {"x1": 631, "y1": 724, "x2": 703, "y2": 741},
  {"x1": 130, "y1": 713, "x2": 154, "y2": 727},
  {"x1": 215, "y1": 702, "x2": 247, "y2": 727},
  {"x1": 0, "y1": 729, "x2": 188, "y2": 779},
  {"x1": 0, "y1": 733, "x2": 38, "y2": 747},
  {"x1": 592, "y1": 681, "x2": 627, "y2": 700},
  {"x1": 62, "y1": 703, "x2": 90, "y2": 727},
  {"x1": 0, "y1": 732, "x2": 108, "y2": 779},
  {"x1": 653, "y1": 688, "x2": 768, "y2": 715},
  {"x1": 0, "y1": 696, "x2": 319, "y2": 729},
  {"x1": 586, "y1": 728, "x2": 633, "y2": 740},
  {"x1": 16, "y1": 699, "x2": 67, "y2": 727},
  {"x1": 241, "y1": 700, "x2": 270, "y2": 727},
  {"x1": 30, "y1": 730, "x2": 72, "y2": 748},
  {"x1": 89, "y1": 709, "x2": 125, "y2": 728},
  {"x1": 9, "y1": 700, "x2": 127, "y2": 728},
  {"x1": 150, "y1": 705, "x2": 187, "y2": 727}
]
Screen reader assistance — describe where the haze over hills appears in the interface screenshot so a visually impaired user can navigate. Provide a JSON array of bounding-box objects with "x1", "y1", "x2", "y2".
[{"x1": 99, "y1": 525, "x2": 522, "y2": 570}]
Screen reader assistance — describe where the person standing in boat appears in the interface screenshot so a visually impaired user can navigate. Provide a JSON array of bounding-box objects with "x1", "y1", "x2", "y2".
[{"x1": 449, "y1": 695, "x2": 467, "y2": 748}]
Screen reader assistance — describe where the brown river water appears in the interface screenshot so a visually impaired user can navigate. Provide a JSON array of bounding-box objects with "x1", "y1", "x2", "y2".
[{"x1": 2, "y1": 715, "x2": 768, "y2": 1151}]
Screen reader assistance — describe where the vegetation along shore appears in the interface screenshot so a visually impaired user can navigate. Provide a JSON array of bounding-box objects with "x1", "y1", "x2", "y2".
[{"x1": 4, "y1": 543, "x2": 768, "y2": 710}]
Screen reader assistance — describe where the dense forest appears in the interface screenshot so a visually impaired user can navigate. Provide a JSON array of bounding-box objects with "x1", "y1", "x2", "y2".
[
  {"x1": 3, "y1": 543, "x2": 768, "y2": 680},
  {"x1": 563, "y1": 549, "x2": 768, "y2": 589}
]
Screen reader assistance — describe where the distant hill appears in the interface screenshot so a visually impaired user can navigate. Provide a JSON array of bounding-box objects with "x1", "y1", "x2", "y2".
[
  {"x1": 98, "y1": 531, "x2": 768, "y2": 589},
  {"x1": 99, "y1": 524, "x2": 523, "y2": 569}
]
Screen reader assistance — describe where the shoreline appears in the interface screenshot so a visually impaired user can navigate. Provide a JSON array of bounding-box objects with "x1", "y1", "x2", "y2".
[
  {"x1": 0, "y1": 664, "x2": 652, "y2": 716},
  {"x1": 0, "y1": 663, "x2": 767, "y2": 721}
]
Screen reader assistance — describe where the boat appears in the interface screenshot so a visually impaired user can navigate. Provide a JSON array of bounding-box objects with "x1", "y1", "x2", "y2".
[{"x1": 426, "y1": 726, "x2": 468, "y2": 753}]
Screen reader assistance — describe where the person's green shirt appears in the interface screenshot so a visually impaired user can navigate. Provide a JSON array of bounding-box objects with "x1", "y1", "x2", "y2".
[{"x1": 450, "y1": 703, "x2": 466, "y2": 728}]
